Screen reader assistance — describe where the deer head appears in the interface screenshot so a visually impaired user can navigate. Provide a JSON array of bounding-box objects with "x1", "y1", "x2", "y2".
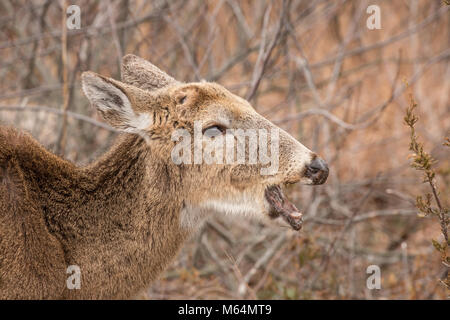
[{"x1": 82, "y1": 55, "x2": 328, "y2": 232}]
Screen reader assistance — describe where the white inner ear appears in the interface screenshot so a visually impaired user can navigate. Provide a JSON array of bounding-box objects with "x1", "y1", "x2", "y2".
[{"x1": 82, "y1": 76, "x2": 152, "y2": 132}]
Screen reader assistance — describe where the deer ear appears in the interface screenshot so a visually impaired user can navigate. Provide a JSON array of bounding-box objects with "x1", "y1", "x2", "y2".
[
  {"x1": 81, "y1": 71, "x2": 152, "y2": 133},
  {"x1": 121, "y1": 54, "x2": 179, "y2": 91}
]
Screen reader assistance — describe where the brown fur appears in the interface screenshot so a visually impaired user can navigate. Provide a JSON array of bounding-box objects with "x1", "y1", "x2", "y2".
[
  {"x1": 0, "y1": 127, "x2": 189, "y2": 299},
  {"x1": 0, "y1": 55, "x2": 326, "y2": 299}
]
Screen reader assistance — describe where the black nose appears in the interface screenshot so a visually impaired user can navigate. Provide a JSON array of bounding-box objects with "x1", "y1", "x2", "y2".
[{"x1": 305, "y1": 157, "x2": 329, "y2": 185}]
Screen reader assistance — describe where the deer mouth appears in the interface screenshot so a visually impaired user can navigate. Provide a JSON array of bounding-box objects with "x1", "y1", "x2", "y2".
[{"x1": 264, "y1": 185, "x2": 303, "y2": 231}]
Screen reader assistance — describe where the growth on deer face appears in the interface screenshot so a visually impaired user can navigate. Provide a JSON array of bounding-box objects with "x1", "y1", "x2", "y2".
[{"x1": 0, "y1": 54, "x2": 328, "y2": 299}]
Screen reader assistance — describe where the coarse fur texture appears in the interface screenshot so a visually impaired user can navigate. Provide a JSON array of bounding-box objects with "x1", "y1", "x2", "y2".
[{"x1": 0, "y1": 55, "x2": 328, "y2": 299}]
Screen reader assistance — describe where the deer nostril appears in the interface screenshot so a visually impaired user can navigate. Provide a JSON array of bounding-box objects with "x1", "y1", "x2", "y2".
[
  {"x1": 309, "y1": 157, "x2": 327, "y2": 171},
  {"x1": 305, "y1": 157, "x2": 329, "y2": 184}
]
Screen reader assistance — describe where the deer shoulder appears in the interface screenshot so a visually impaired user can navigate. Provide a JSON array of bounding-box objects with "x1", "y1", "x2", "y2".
[{"x1": 0, "y1": 127, "x2": 66, "y2": 299}]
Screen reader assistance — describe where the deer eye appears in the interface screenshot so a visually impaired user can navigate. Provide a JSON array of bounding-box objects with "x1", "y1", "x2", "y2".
[
  {"x1": 177, "y1": 95, "x2": 187, "y2": 104},
  {"x1": 203, "y1": 125, "x2": 225, "y2": 138}
]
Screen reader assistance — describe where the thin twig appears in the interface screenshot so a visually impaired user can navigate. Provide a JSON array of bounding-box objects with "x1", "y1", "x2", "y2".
[
  {"x1": 0, "y1": 105, "x2": 118, "y2": 132},
  {"x1": 55, "y1": 0, "x2": 69, "y2": 156}
]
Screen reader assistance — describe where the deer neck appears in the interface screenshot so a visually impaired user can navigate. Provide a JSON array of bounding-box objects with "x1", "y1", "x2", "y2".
[{"x1": 40, "y1": 134, "x2": 190, "y2": 298}]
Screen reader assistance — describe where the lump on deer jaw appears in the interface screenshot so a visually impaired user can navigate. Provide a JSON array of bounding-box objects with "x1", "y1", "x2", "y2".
[{"x1": 264, "y1": 185, "x2": 303, "y2": 231}]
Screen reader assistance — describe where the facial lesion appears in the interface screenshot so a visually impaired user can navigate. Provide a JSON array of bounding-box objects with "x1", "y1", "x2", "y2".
[{"x1": 174, "y1": 85, "x2": 202, "y2": 109}]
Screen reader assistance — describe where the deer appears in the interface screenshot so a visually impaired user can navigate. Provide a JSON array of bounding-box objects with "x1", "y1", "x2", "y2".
[{"x1": 0, "y1": 54, "x2": 328, "y2": 299}]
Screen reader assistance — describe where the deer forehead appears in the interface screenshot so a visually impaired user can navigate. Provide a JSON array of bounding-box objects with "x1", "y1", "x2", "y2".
[{"x1": 170, "y1": 83, "x2": 255, "y2": 124}]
